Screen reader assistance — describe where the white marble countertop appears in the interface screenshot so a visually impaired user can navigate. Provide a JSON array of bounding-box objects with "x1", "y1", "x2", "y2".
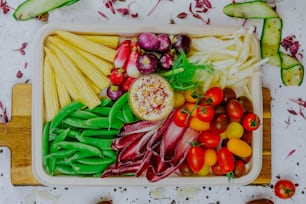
[{"x1": 1, "y1": 0, "x2": 306, "y2": 203}]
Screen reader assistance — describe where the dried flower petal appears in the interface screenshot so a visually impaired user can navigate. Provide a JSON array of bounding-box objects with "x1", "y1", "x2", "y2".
[
  {"x1": 177, "y1": 12, "x2": 188, "y2": 19},
  {"x1": 16, "y1": 70, "x2": 23, "y2": 78},
  {"x1": 285, "y1": 149, "x2": 296, "y2": 159},
  {"x1": 0, "y1": 0, "x2": 12, "y2": 15},
  {"x1": 98, "y1": 10, "x2": 109, "y2": 20},
  {"x1": 287, "y1": 108, "x2": 298, "y2": 115}
]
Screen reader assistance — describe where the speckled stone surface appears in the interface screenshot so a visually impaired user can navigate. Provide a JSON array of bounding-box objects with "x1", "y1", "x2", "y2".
[{"x1": 1, "y1": 0, "x2": 306, "y2": 203}]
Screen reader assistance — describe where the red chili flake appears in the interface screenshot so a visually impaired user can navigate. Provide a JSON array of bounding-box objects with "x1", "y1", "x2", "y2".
[
  {"x1": 287, "y1": 108, "x2": 298, "y2": 116},
  {"x1": 285, "y1": 149, "x2": 296, "y2": 160},
  {"x1": 24, "y1": 62, "x2": 28, "y2": 69},
  {"x1": 98, "y1": 10, "x2": 109, "y2": 20},
  {"x1": 16, "y1": 70, "x2": 23, "y2": 78},
  {"x1": 0, "y1": 0, "x2": 12, "y2": 14},
  {"x1": 104, "y1": 0, "x2": 116, "y2": 14},
  {"x1": 188, "y1": 3, "x2": 210, "y2": 24},
  {"x1": 14, "y1": 42, "x2": 28, "y2": 55},
  {"x1": 35, "y1": 12, "x2": 49, "y2": 22},
  {"x1": 0, "y1": 101, "x2": 8, "y2": 124},
  {"x1": 177, "y1": 12, "x2": 188, "y2": 19},
  {"x1": 288, "y1": 98, "x2": 306, "y2": 120}
]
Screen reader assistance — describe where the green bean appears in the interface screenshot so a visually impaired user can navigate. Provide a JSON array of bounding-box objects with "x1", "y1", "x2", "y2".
[
  {"x1": 69, "y1": 110, "x2": 99, "y2": 120},
  {"x1": 75, "y1": 135, "x2": 113, "y2": 149},
  {"x1": 99, "y1": 97, "x2": 113, "y2": 107},
  {"x1": 88, "y1": 106, "x2": 111, "y2": 117},
  {"x1": 50, "y1": 101, "x2": 84, "y2": 131},
  {"x1": 70, "y1": 162, "x2": 109, "y2": 175},
  {"x1": 76, "y1": 157, "x2": 114, "y2": 165},
  {"x1": 101, "y1": 149, "x2": 116, "y2": 159},
  {"x1": 52, "y1": 141, "x2": 102, "y2": 157},
  {"x1": 108, "y1": 93, "x2": 128, "y2": 128},
  {"x1": 122, "y1": 104, "x2": 134, "y2": 123},
  {"x1": 42, "y1": 122, "x2": 51, "y2": 170},
  {"x1": 55, "y1": 165, "x2": 78, "y2": 175},
  {"x1": 81, "y1": 129, "x2": 119, "y2": 137}
]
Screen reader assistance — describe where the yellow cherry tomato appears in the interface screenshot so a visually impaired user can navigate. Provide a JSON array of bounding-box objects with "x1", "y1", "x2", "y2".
[
  {"x1": 198, "y1": 165, "x2": 210, "y2": 176},
  {"x1": 203, "y1": 148, "x2": 217, "y2": 166},
  {"x1": 220, "y1": 131, "x2": 227, "y2": 139},
  {"x1": 226, "y1": 121, "x2": 244, "y2": 139},
  {"x1": 227, "y1": 138, "x2": 252, "y2": 157},
  {"x1": 174, "y1": 91, "x2": 185, "y2": 108},
  {"x1": 184, "y1": 89, "x2": 200, "y2": 103},
  {"x1": 190, "y1": 117, "x2": 210, "y2": 131}
]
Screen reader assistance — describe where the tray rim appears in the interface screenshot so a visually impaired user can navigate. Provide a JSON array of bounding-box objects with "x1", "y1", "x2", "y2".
[{"x1": 31, "y1": 23, "x2": 263, "y2": 186}]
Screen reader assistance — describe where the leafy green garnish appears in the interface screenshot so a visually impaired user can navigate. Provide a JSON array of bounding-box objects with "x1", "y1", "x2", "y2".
[{"x1": 161, "y1": 51, "x2": 215, "y2": 90}]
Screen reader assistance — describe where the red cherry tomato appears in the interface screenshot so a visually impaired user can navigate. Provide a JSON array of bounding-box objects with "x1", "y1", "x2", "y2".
[
  {"x1": 226, "y1": 99, "x2": 245, "y2": 119},
  {"x1": 211, "y1": 163, "x2": 225, "y2": 176},
  {"x1": 110, "y1": 68, "x2": 125, "y2": 85},
  {"x1": 205, "y1": 87, "x2": 224, "y2": 106},
  {"x1": 196, "y1": 105, "x2": 215, "y2": 122},
  {"x1": 210, "y1": 113, "x2": 229, "y2": 134},
  {"x1": 234, "y1": 160, "x2": 246, "y2": 178},
  {"x1": 242, "y1": 113, "x2": 261, "y2": 131},
  {"x1": 173, "y1": 107, "x2": 190, "y2": 127},
  {"x1": 187, "y1": 146, "x2": 205, "y2": 173},
  {"x1": 120, "y1": 76, "x2": 136, "y2": 92},
  {"x1": 217, "y1": 147, "x2": 235, "y2": 174},
  {"x1": 274, "y1": 179, "x2": 296, "y2": 199},
  {"x1": 198, "y1": 131, "x2": 221, "y2": 148}
]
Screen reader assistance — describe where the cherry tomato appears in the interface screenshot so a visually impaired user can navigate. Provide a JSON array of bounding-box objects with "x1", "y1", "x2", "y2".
[
  {"x1": 242, "y1": 113, "x2": 261, "y2": 131},
  {"x1": 197, "y1": 105, "x2": 214, "y2": 122},
  {"x1": 217, "y1": 147, "x2": 235, "y2": 173},
  {"x1": 222, "y1": 87, "x2": 236, "y2": 103},
  {"x1": 189, "y1": 117, "x2": 210, "y2": 131},
  {"x1": 274, "y1": 179, "x2": 296, "y2": 199},
  {"x1": 179, "y1": 161, "x2": 194, "y2": 176},
  {"x1": 237, "y1": 95, "x2": 254, "y2": 113},
  {"x1": 241, "y1": 130, "x2": 253, "y2": 145},
  {"x1": 226, "y1": 121, "x2": 244, "y2": 139},
  {"x1": 173, "y1": 91, "x2": 185, "y2": 108},
  {"x1": 210, "y1": 113, "x2": 229, "y2": 134},
  {"x1": 227, "y1": 138, "x2": 252, "y2": 158},
  {"x1": 211, "y1": 163, "x2": 225, "y2": 176},
  {"x1": 110, "y1": 68, "x2": 125, "y2": 85},
  {"x1": 198, "y1": 131, "x2": 221, "y2": 148},
  {"x1": 226, "y1": 99, "x2": 245, "y2": 119},
  {"x1": 184, "y1": 88, "x2": 200, "y2": 103},
  {"x1": 203, "y1": 148, "x2": 217, "y2": 166},
  {"x1": 187, "y1": 146, "x2": 205, "y2": 173},
  {"x1": 205, "y1": 86, "x2": 224, "y2": 106},
  {"x1": 198, "y1": 165, "x2": 210, "y2": 176},
  {"x1": 173, "y1": 107, "x2": 190, "y2": 127},
  {"x1": 185, "y1": 103, "x2": 198, "y2": 117},
  {"x1": 120, "y1": 76, "x2": 136, "y2": 92},
  {"x1": 234, "y1": 160, "x2": 246, "y2": 178}
]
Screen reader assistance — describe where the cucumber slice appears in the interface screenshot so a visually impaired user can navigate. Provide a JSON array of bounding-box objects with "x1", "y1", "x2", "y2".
[
  {"x1": 281, "y1": 64, "x2": 304, "y2": 86},
  {"x1": 13, "y1": 0, "x2": 80, "y2": 21},
  {"x1": 280, "y1": 52, "x2": 300, "y2": 69},
  {"x1": 261, "y1": 18, "x2": 283, "y2": 67},
  {"x1": 223, "y1": 1, "x2": 279, "y2": 19}
]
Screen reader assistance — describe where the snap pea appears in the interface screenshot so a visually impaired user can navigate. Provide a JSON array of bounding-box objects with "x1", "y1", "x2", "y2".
[
  {"x1": 42, "y1": 122, "x2": 51, "y2": 170},
  {"x1": 122, "y1": 103, "x2": 134, "y2": 123},
  {"x1": 68, "y1": 151, "x2": 97, "y2": 162},
  {"x1": 75, "y1": 135, "x2": 113, "y2": 149},
  {"x1": 81, "y1": 129, "x2": 119, "y2": 137},
  {"x1": 76, "y1": 157, "x2": 115, "y2": 165},
  {"x1": 52, "y1": 141, "x2": 102, "y2": 157},
  {"x1": 55, "y1": 165, "x2": 78, "y2": 175},
  {"x1": 44, "y1": 149, "x2": 76, "y2": 160},
  {"x1": 99, "y1": 97, "x2": 113, "y2": 107},
  {"x1": 88, "y1": 106, "x2": 111, "y2": 117},
  {"x1": 101, "y1": 149, "x2": 116, "y2": 159},
  {"x1": 53, "y1": 128, "x2": 80, "y2": 139},
  {"x1": 56, "y1": 158, "x2": 70, "y2": 166},
  {"x1": 47, "y1": 157, "x2": 57, "y2": 176},
  {"x1": 63, "y1": 117, "x2": 124, "y2": 130},
  {"x1": 71, "y1": 162, "x2": 110, "y2": 175},
  {"x1": 108, "y1": 93, "x2": 128, "y2": 128},
  {"x1": 50, "y1": 101, "x2": 84, "y2": 131},
  {"x1": 69, "y1": 110, "x2": 99, "y2": 120},
  {"x1": 53, "y1": 128, "x2": 70, "y2": 143}
]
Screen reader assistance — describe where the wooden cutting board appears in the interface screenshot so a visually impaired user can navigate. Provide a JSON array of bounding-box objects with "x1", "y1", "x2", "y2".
[{"x1": 0, "y1": 84, "x2": 271, "y2": 186}]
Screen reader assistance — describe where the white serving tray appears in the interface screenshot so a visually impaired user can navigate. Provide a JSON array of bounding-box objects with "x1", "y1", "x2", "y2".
[{"x1": 32, "y1": 24, "x2": 263, "y2": 186}]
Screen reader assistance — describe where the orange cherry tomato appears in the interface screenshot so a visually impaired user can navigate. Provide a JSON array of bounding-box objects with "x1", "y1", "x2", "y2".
[
  {"x1": 203, "y1": 148, "x2": 217, "y2": 166},
  {"x1": 227, "y1": 138, "x2": 252, "y2": 158}
]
